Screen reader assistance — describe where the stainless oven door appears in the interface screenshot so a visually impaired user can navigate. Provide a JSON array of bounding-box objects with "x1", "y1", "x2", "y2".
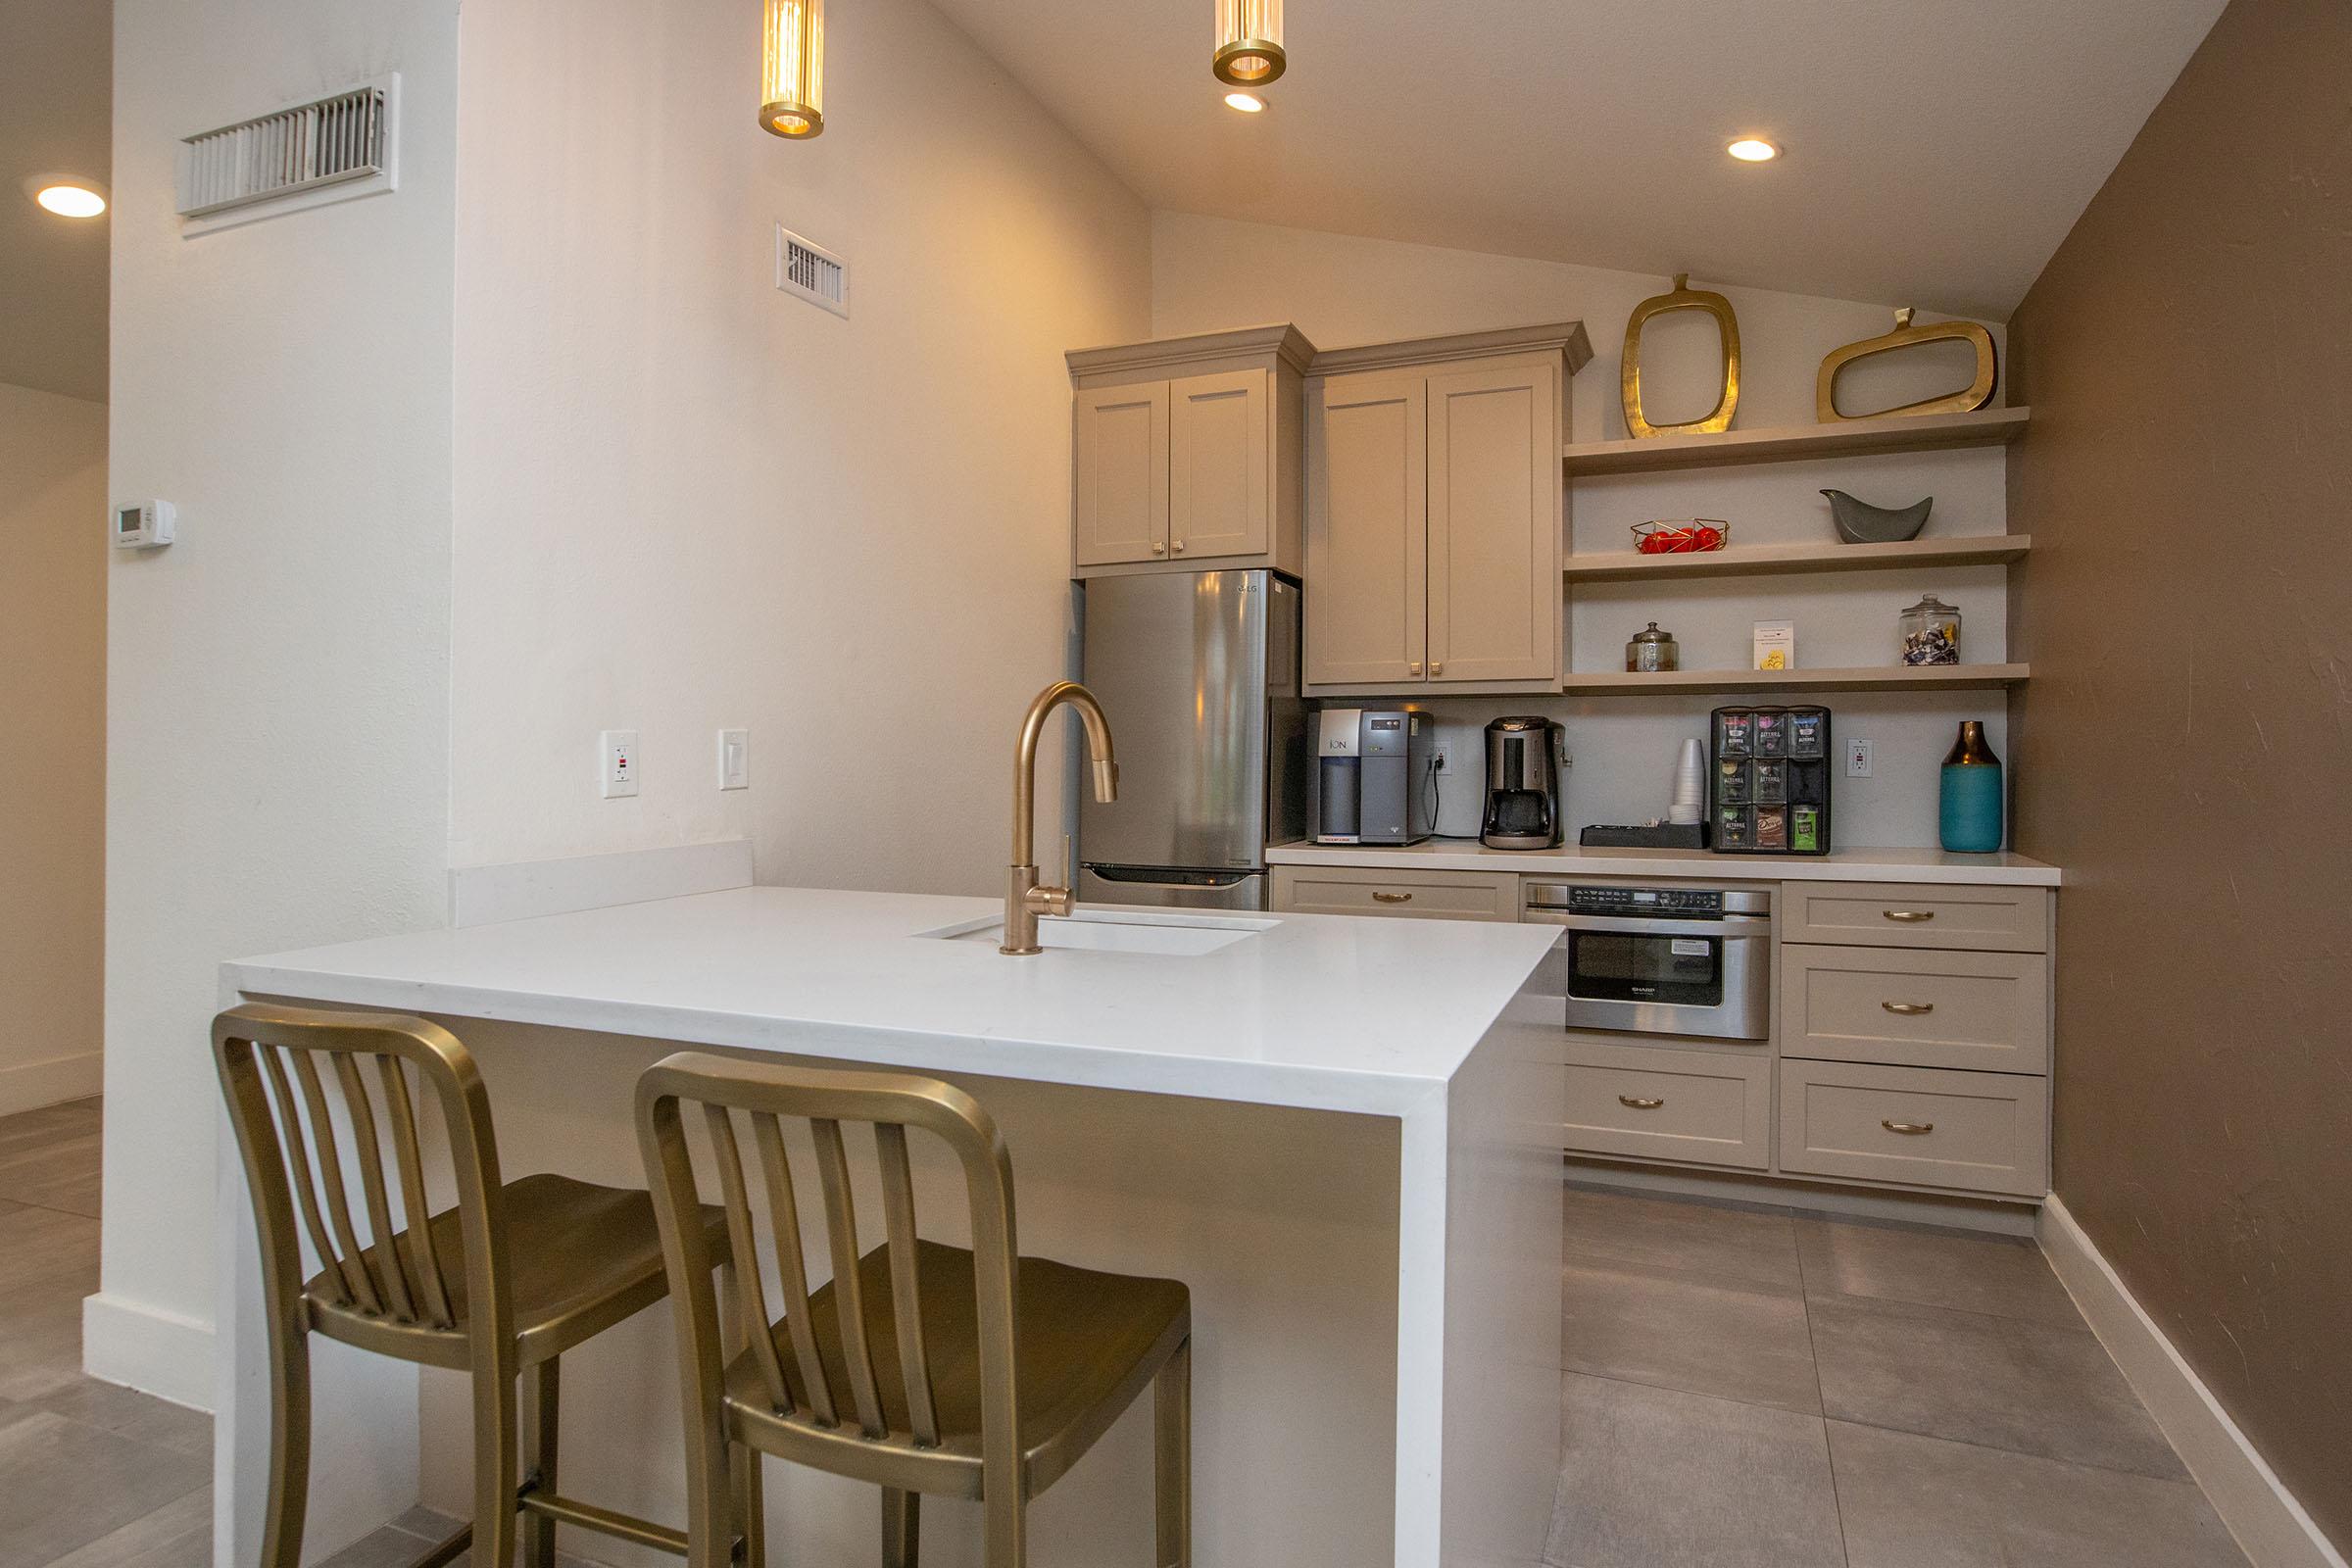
[{"x1": 1528, "y1": 909, "x2": 1772, "y2": 1041}]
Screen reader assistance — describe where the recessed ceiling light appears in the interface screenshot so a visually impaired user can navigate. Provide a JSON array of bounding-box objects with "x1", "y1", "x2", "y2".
[
  {"x1": 1726, "y1": 138, "x2": 1780, "y2": 164},
  {"x1": 33, "y1": 181, "x2": 107, "y2": 218},
  {"x1": 1224, "y1": 91, "x2": 1266, "y2": 113}
]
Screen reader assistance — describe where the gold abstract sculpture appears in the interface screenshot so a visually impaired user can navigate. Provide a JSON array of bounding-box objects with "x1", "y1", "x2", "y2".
[
  {"x1": 1816, "y1": 308, "x2": 1997, "y2": 422},
  {"x1": 1621, "y1": 273, "x2": 1740, "y2": 439}
]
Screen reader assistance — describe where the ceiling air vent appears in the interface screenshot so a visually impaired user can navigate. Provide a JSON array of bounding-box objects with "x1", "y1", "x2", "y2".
[
  {"x1": 775, "y1": 225, "x2": 849, "y2": 318},
  {"x1": 175, "y1": 75, "x2": 400, "y2": 235}
]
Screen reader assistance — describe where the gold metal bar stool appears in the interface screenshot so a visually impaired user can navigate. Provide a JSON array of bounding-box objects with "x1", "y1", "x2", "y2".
[
  {"x1": 215, "y1": 1003, "x2": 748, "y2": 1568},
  {"x1": 636, "y1": 1052, "x2": 1194, "y2": 1568}
]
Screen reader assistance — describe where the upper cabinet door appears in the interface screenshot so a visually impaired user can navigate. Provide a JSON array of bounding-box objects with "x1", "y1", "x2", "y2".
[
  {"x1": 1424, "y1": 361, "x2": 1562, "y2": 684},
  {"x1": 1307, "y1": 371, "x2": 1428, "y2": 687},
  {"x1": 1074, "y1": 382, "x2": 1171, "y2": 566},
  {"x1": 1168, "y1": 368, "x2": 1272, "y2": 562}
]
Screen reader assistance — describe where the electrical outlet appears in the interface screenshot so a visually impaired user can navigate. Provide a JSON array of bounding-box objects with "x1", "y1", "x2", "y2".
[
  {"x1": 1844, "y1": 737, "x2": 1874, "y2": 778},
  {"x1": 600, "y1": 730, "x2": 640, "y2": 799},
  {"x1": 716, "y1": 728, "x2": 749, "y2": 791},
  {"x1": 1431, "y1": 745, "x2": 1449, "y2": 773}
]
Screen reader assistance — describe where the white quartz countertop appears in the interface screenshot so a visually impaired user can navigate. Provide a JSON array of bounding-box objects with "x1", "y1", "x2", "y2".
[
  {"x1": 223, "y1": 887, "x2": 1564, "y2": 1116},
  {"x1": 1267, "y1": 840, "x2": 2061, "y2": 886}
]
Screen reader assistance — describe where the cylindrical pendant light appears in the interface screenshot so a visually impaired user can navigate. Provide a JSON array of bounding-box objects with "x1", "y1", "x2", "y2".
[
  {"x1": 1213, "y1": 0, "x2": 1285, "y2": 87},
  {"x1": 760, "y1": 0, "x2": 825, "y2": 138}
]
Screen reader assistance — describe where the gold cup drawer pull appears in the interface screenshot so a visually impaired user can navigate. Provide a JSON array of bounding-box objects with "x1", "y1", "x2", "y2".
[
  {"x1": 1619, "y1": 1095, "x2": 1665, "y2": 1110},
  {"x1": 1371, "y1": 891, "x2": 1414, "y2": 904},
  {"x1": 1882, "y1": 1119, "x2": 1936, "y2": 1136},
  {"x1": 1882, "y1": 1001, "x2": 1936, "y2": 1015},
  {"x1": 1882, "y1": 909, "x2": 1936, "y2": 923}
]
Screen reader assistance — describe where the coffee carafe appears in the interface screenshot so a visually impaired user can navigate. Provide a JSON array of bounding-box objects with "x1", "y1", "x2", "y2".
[{"x1": 1481, "y1": 716, "x2": 1567, "y2": 849}]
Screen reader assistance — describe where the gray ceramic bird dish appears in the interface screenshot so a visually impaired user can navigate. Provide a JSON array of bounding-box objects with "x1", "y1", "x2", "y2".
[{"x1": 1823, "y1": 489, "x2": 1933, "y2": 545}]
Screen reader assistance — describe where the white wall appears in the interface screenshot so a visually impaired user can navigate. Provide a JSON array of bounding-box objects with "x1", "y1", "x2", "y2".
[
  {"x1": 0, "y1": 382, "x2": 107, "y2": 1114},
  {"x1": 446, "y1": 0, "x2": 1153, "y2": 894},
  {"x1": 98, "y1": 0, "x2": 461, "y2": 1408},
  {"x1": 1153, "y1": 213, "x2": 2014, "y2": 845}
]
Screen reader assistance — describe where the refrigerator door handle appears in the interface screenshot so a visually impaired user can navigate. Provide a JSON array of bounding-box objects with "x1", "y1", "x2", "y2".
[{"x1": 1084, "y1": 867, "x2": 1255, "y2": 890}]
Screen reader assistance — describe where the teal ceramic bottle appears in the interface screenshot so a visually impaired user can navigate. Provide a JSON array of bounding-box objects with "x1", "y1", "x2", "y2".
[{"x1": 1939, "y1": 721, "x2": 2004, "y2": 853}]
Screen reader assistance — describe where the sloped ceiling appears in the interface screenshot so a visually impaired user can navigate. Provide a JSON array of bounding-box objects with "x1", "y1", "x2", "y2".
[{"x1": 924, "y1": 0, "x2": 2227, "y2": 318}]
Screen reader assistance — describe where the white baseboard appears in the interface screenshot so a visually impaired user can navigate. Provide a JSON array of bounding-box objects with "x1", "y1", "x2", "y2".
[
  {"x1": 82, "y1": 1292, "x2": 217, "y2": 1413},
  {"x1": 447, "y1": 839, "x2": 754, "y2": 928},
  {"x1": 2038, "y1": 1195, "x2": 2346, "y2": 1568},
  {"x1": 0, "y1": 1049, "x2": 103, "y2": 1117}
]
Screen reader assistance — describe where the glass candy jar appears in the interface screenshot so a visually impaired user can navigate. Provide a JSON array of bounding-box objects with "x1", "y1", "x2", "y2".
[
  {"x1": 1626, "y1": 621, "x2": 1680, "y2": 672},
  {"x1": 1898, "y1": 594, "x2": 1962, "y2": 665}
]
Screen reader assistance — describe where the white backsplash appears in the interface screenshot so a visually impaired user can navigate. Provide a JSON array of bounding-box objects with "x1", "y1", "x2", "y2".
[{"x1": 1354, "y1": 692, "x2": 2008, "y2": 849}]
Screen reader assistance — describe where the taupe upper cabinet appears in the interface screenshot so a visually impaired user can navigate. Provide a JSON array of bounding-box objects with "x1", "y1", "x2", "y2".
[
  {"x1": 1067, "y1": 325, "x2": 1312, "y2": 576},
  {"x1": 1305, "y1": 324, "x2": 1589, "y2": 693}
]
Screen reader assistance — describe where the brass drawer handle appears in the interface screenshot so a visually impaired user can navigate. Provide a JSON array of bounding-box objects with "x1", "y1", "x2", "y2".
[
  {"x1": 1407, "y1": 662, "x2": 1422, "y2": 676},
  {"x1": 1151, "y1": 542, "x2": 1167, "y2": 555},
  {"x1": 1619, "y1": 1096, "x2": 1665, "y2": 1110},
  {"x1": 1882, "y1": 1119, "x2": 1935, "y2": 1135},
  {"x1": 1430, "y1": 661, "x2": 1444, "y2": 675},
  {"x1": 1172, "y1": 539, "x2": 1187, "y2": 554},
  {"x1": 1882, "y1": 909, "x2": 1936, "y2": 922},
  {"x1": 1883, "y1": 1002, "x2": 1936, "y2": 1015},
  {"x1": 1371, "y1": 891, "x2": 1414, "y2": 904}
]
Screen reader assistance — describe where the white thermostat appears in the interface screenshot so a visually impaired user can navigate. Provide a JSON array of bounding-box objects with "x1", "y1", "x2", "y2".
[{"x1": 112, "y1": 500, "x2": 176, "y2": 549}]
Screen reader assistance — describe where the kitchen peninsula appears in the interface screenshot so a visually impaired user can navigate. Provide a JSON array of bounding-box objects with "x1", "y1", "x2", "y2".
[{"x1": 214, "y1": 883, "x2": 1564, "y2": 1568}]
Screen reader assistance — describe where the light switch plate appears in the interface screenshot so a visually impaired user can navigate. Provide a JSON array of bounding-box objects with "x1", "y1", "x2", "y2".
[
  {"x1": 601, "y1": 730, "x2": 640, "y2": 799},
  {"x1": 1844, "y1": 738, "x2": 1874, "y2": 778},
  {"x1": 717, "y1": 728, "x2": 749, "y2": 791}
]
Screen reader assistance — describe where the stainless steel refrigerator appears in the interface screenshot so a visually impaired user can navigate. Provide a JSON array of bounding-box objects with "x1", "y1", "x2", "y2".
[{"x1": 1075, "y1": 569, "x2": 1307, "y2": 910}]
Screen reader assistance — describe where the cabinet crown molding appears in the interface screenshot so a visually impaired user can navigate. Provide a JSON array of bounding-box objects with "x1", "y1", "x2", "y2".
[
  {"x1": 1067, "y1": 322, "x2": 1317, "y2": 381},
  {"x1": 1307, "y1": 320, "x2": 1593, "y2": 379}
]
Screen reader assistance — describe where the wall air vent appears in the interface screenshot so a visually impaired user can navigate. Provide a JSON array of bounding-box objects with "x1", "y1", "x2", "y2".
[
  {"x1": 175, "y1": 76, "x2": 400, "y2": 235},
  {"x1": 775, "y1": 225, "x2": 849, "y2": 318}
]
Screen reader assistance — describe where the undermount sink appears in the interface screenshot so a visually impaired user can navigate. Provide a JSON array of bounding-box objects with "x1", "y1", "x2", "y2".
[{"x1": 919, "y1": 908, "x2": 1277, "y2": 956}]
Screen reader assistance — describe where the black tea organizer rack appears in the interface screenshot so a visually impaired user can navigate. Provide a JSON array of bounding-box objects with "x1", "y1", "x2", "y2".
[{"x1": 1711, "y1": 706, "x2": 1832, "y2": 856}]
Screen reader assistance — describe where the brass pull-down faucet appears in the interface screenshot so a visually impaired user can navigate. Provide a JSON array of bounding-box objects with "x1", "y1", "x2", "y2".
[{"x1": 1003, "y1": 681, "x2": 1119, "y2": 956}]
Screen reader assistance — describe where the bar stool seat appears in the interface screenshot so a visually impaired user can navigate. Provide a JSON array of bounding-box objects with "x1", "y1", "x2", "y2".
[
  {"x1": 723, "y1": 1237, "x2": 1189, "y2": 1498},
  {"x1": 310, "y1": 1172, "x2": 733, "y2": 1371}
]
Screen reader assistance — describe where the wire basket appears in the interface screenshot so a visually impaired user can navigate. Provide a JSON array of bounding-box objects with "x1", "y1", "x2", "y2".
[{"x1": 1631, "y1": 519, "x2": 1730, "y2": 555}]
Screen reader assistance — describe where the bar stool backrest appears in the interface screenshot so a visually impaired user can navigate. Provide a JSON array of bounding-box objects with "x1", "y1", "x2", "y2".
[
  {"x1": 214, "y1": 1003, "x2": 512, "y2": 1357},
  {"x1": 634, "y1": 1053, "x2": 1021, "y2": 1488}
]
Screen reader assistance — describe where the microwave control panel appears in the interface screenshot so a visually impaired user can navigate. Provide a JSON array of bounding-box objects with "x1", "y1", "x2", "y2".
[{"x1": 1565, "y1": 886, "x2": 1725, "y2": 917}]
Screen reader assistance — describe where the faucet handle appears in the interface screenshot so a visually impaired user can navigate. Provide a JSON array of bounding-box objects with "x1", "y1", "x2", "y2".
[{"x1": 1062, "y1": 834, "x2": 1076, "y2": 896}]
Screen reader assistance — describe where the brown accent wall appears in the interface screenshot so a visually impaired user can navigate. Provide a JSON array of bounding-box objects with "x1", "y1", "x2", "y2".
[{"x1": 2005, "y1": 0, "x2": 2352, "y2": 1544}]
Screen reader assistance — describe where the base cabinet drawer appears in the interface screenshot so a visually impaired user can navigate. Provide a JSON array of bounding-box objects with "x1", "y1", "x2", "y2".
[
  {"x1": 1781, "y1": 945, "x2": 2049, "y2": 1073},
  {"x1": 1778, "y1": 1060, "x2": 2048, "y2": 1198},
  {"x1": 1270, "y1": 864, "x2": 1518, "y2": 921},
  {"x1": 1564, "y1": 1039, "x2": 1772, "y2": 1171},
  {"x1": 1781, "y1": 881, "x2": 2050, "y2": 953}
]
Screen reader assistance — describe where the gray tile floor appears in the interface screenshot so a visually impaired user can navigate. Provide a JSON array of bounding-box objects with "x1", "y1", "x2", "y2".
[
  {"x1": 1550, "y1": 1181, "x2": 2249, "y2": 1568},
  {"x1": 0, "y1": 1101, "x2": 2252, "y2": 1567}
]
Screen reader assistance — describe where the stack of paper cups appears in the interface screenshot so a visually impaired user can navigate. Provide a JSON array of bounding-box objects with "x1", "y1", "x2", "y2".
[{"x1": 1669, "y1": 737, "x2": 1706, "y2": 824}]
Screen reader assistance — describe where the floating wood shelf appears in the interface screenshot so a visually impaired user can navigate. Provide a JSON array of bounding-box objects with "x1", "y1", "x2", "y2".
[
  {"x1": 1561, "y1": 663, "x2": 2032, "y2": 696},
  {"x1": 1562, "y1": 407, "x2": 2030, "y2": 476},
  {"x1": 1564, "y1": 534, "x2": 2032, "y2": 583}
]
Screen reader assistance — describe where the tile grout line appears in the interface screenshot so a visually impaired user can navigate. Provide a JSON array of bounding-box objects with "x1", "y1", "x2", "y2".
[{"x1": 1793, "y1": 1220, "x2": 1856, "y2": 1568}]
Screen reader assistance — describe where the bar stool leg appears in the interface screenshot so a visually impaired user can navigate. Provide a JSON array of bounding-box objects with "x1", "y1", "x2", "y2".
[
  {"x1": 881, "y1": 1488, "x2": 919, "y2": 1568},
  {"x1": 472, "y1": 1354, "x2": 521, "y2": 1568},
  {"x1": 260, "y1": 1312, "x2": 313, "y2": 1568},
  {"x1": 522, "y1": 1356, "x2": 561, "y2": 1568},
  {"x1": 730, "y1": 1443, "x2": 764, "y2": 1568},
  {"x1": 1153, "y1": 1337, "x2": 1191, "y2": 1568}
]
